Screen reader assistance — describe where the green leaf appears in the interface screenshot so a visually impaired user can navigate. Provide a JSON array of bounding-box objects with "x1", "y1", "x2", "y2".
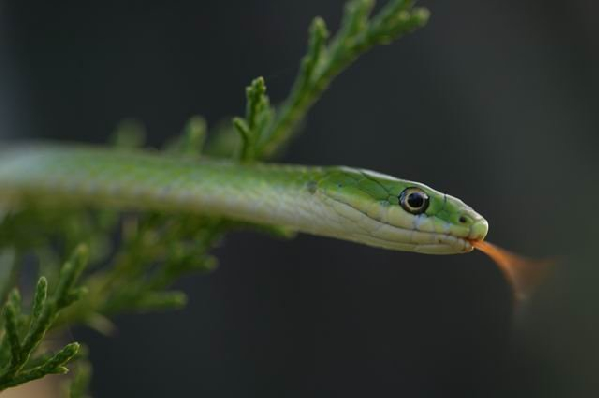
[
  {"x1": 246, "y1": 76, "x2": 268, "y2": 134},
  {"x1": 332, "y1": 0, "x2": 374, "y2": 46},
  {"x1": 41, "y1": 343, "x2": 80, "y2": 372},
  {"x1": 234, "y1": 76, "x2": 272, "y2": 161},
  {"x1": 30, "y1": 277, "x2": 47, "y2": 327},
  {"x1": 56, "y1": 245, "x2": 89, "y2": 310},
  {"x1": 3, "y1": 300, "x2": 21, "y2": 368},
  {"x1": 233, "y1": 117, "x2": 251, "y2": 160}
]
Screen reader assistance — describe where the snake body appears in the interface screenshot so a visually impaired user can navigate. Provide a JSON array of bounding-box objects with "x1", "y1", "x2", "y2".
[{"x1": 0, "y1": 146, "x2": 488, "y2": 254}]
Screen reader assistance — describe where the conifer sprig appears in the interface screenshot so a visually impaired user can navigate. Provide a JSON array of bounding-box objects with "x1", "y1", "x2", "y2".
[
  {"x1": 233, "y1": 0, "x2": 429, "y2": 161},
  {"x1": 0, "y1": 246, "x2": 88, "y2": 391}
]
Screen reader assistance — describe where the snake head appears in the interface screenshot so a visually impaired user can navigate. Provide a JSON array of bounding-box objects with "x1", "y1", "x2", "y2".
[{"x1": 317, "y1": 167, "x2": 488, "y2": 254}]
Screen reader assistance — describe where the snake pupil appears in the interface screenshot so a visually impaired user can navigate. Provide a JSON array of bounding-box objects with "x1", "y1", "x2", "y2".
[{"x1": 407, "y1": 193, "x2": 424, "y2": 208}]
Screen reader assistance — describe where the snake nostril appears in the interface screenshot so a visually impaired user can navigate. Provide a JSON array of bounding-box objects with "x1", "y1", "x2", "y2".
[{"x1": 459, "y1": 215, "x2": 468, "y2": 224}]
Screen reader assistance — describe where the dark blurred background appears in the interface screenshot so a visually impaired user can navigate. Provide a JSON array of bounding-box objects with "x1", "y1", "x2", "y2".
[{"x1": 1, "y1": 0, "x2": 599, "y2": 396}]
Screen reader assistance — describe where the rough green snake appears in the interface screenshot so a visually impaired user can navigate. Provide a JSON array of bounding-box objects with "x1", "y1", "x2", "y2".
[
  {"x1": 0, "y1": 145, "x2": 551, "y2": 300},
  {"x1": 0, "y1": 145, "x2": 488, "y2": 255}
]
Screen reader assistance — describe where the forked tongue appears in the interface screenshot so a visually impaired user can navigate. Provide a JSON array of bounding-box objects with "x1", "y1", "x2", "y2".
[{"x1": 470, "y1": 240, "x2": 553, "y2": 302}]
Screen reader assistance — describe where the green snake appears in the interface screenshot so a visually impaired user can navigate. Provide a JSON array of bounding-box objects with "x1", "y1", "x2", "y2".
[{"x1": 0, "y1": 145, "x2": 488, "y2": 255}]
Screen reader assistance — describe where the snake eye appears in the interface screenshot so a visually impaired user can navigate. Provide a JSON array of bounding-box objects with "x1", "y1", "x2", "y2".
[{"x1": 399, "y1": 187, "x2": 430, "y2": 215}]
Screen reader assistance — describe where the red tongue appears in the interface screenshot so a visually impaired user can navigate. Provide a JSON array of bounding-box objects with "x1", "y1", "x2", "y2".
[{"x1": 469, "y1": 240, "x2": 554, "y2": 302}]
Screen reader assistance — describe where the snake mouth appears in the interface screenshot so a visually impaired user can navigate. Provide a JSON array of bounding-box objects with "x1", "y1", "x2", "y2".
[
  {"x1": 422, "y1": 217, "x2": 490, "y2": 254},
  {"x1": 467, "y1": 238, "x2": 483, "y2": 246},
  {"x1": 346, "y1": 225, "x2": 474, "y2": 254},
  {"x1": 414, "y1": 233, "x2": 473, "y2": 254},
  {"x1": 364, "y1": 214, "x2": 483, "y2": 254},
  {"x1": 461, "y1": 237, "x2": 475, "y2": 252},
  {"x1": 406, "y1": 218, "x2": 489, "y2": 254}
]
